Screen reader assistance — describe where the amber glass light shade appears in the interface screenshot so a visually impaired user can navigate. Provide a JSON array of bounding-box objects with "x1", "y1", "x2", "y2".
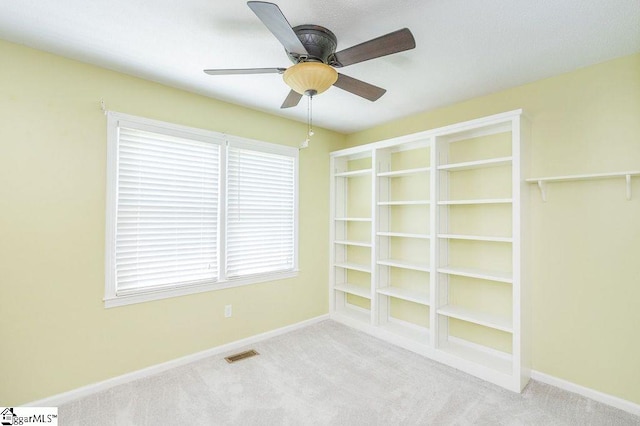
[{"x1": 283, "y1": 62, "x2": 338, "y2": 95}]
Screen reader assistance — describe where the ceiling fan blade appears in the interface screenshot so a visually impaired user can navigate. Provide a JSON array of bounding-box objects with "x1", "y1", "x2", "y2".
[
  {"x1": 280, "y1": 90, "x2": 303, "y2": 108},
  {"x1": 247, "y1": 2, "x2": 308, "y2": 55},
  {"x1": 204, "y1": 68, "x2": 286, "y2": 75},
  {"x1": 332, "y1": 28, "x2": 416, "y2": 67},
  {"x1": 333, "y1": 73, "x2": 386, "y2": 102}
]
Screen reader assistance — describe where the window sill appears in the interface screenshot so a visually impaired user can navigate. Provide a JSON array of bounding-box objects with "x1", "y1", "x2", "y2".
[{"x1": 104, "y1": 270, "x2": 299, "y2": 308}]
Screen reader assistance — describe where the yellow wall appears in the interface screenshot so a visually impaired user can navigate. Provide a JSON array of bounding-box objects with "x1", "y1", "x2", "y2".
[
  {"x1": 2, "y1": 34, "x2": 639, "y2": 407},
  {"x1": 346, "y1": 54, "x2": 640, "y2": 404},
  {"x1": 0, "y1": 39, "x2": 345, "y2": 405}
]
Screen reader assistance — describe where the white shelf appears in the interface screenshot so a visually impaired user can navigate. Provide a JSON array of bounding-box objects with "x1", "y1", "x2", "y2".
[
  {"x1": 437, "y1": 266, "x2": 512, "y2": 283},
  {"x1": 334, "y1": 168, "x2": 372, "y2": 177},
  {"x1": 334, "y1": 283, "x2": 371, "y2": 299},
  {"x1": 379, "y1": 320, "x2": 430, "y2": 344},
  {"x1": 377, "y1": 167, "x2": 431, "y2": 177},
  {"x1": 437, "y1": 234, "x2": 513, "y2": 243},
  {"x1": 438, "y1": 339, "x2": 512, "y2": 376},
  {"x1": 333, "y1": 306, "x2": 371, "y2": 325},
  {"x1": 334, "y1": 240, "x2": 372, "y2": 248},
  {"x1": 334, "y1": 217, "x2": 372, "y2": 222},
  {"x1": 377, "y1": 259, "x2": 430, "y2": 272},
  {"x1": 334, "y1": 262, "x2": 371, "y2": 273},
  {"x1": 377, "y1": 231, "x2": 430, "y2": 239},
  {"x1": 377, "y1": 286, "x2": 430, "y2": 305},
  {"x1": 437, "y1": 156, "x2": 512, "y2": 171},
  {"x1": 526, "y1": 171, "x2": 640, "y2": 201},
  {"x1": 378, "y1": 200, "x2": 430, "y2": 206},
  {"x1": 437, "y1": 198, "x2": 512, "y2": 205},
  {"x1": 437, "y1": 305, "x2": 512, "y2": 333}
]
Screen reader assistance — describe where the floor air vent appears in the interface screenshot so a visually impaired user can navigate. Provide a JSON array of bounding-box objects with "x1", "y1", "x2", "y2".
[{"x1": 225, "y1": 349, "x2": 259, "y2": 363}]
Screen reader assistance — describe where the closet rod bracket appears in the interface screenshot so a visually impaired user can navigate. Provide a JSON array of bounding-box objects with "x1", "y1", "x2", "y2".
[
  {"x1": 626, "y1": 174, "x2": 632, "y2": 201},
  {"x1": 536, "y1": 180, "x2": 547, "y2": 202}
]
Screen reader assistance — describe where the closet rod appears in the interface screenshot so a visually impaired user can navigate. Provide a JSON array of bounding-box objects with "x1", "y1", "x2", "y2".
[{"x1": 526, "y1": 171, "x2": 640, "y2": 201}]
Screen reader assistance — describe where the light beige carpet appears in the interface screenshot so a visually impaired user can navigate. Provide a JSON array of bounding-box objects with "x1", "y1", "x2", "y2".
[{"x1": 59, "y1": 320, "x2": 639, "y2": 425}]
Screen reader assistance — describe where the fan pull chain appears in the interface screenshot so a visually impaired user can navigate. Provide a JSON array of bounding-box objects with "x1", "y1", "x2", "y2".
[
  {"x1": 301, "y1": 94, "x2": 314, "y2": 149},
  {"x1": 308, "y1": 94, "x2": 314, "y2": 138}
]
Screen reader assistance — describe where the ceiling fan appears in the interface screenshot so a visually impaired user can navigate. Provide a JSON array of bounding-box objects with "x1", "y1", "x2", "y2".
[{"x1": 204, "y1": 1, "x2": 416, "y2": 109}]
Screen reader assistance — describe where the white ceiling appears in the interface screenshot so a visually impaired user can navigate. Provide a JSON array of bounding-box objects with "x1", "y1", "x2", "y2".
[{"x1": 1, "y1": 0, "x2": 638, "y2": 133}]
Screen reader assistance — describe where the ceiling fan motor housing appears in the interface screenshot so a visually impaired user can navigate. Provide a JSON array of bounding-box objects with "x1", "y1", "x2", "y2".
[{"x1": 288, "y1": 25, "x2": 337, "y2": 64}]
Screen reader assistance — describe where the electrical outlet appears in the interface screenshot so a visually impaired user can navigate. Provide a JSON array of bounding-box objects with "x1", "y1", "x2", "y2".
[{"x1": 224, "y1": 304, "x2": 232, "y2": 318}]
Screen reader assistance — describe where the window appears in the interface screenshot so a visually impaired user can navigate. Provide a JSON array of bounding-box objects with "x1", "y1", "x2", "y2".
[{"x1": 105, "y1": 113, "x2": 298, "y2": 307}]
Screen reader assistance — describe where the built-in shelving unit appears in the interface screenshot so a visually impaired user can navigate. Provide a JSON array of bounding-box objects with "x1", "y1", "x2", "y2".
[{"x1": 330, "y1": 109, "x2": 530, "y2": 392}]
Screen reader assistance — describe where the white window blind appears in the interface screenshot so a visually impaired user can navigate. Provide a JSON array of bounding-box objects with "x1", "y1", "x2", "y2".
[
  {"x1": 106, "y1": 112, "x2": 298, "y2": 307},
  {"x1": 115, "y1": 127, "x2": 220, "y2": 293},
  {"x1": 226, "y1": 146, "x2": 296, "y2": 278}
]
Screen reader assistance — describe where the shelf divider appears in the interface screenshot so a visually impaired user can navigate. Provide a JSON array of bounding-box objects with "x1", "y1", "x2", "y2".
[
  {"x1": 334, "y1": 168, "x2": 372, "y2": 177},
  {"x1": 437, "y1": 304, "x2": 512, "y2": 333},
  {"x1": 377, "y1": 167, "x2": 431, "y2": 177},
  {"x1": 377, "y1": 286, "x2": 430, "y2": 305},
  {"x1": 377, "y1": 200, "x2": 430, "y2": 206},
  {"x1": 437, "y1": 266, "x2": 512, "y2": 283},
  {"x1": 377, "y1": 231, "x2": 430, "y2": 239},
  {"x1": 334, "y1": 240, "x2": 372, "y2": 248},
  {"x1": 377, "y1": 259, "x2": 431, "y2": 272},
  {"x1": 334, "y1": 262, "x2": 371, "y2": 273},
  {"x1": 437, "y1": 156, "x2": 512, "y2": 171},
  {"x1": 334, "y1": 283, "x2": 372, "y2": 299},
  {"x1": 437, "y1": 198, "x2": 512, "y2": 205},
  {"x1": 437, "y1": 234, "x2": 513, "y2": 243}
]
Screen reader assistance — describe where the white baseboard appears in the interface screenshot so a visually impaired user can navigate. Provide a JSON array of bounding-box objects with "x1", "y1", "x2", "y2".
[
  {"x1": 24, "y1": 314, "x2": 329, "y2": 407},
  {"x1": 24, "y1": 315, "x2": 640, "y2": 418},
  {"x1": 531, "y1": 370, "x2": 640, "y2": 417}
]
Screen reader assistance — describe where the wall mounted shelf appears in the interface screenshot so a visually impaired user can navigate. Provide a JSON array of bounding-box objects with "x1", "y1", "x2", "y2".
[{"x1": 526, "y1": 171, "x2": 640, "y2": 201}]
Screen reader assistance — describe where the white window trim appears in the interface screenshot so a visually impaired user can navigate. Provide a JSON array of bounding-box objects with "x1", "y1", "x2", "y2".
[{"x1": 105, "y1": 111, "x2": 299, "y2": 308}]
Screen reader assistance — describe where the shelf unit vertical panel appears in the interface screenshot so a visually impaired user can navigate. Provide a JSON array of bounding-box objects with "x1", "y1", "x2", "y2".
[
  {"x1": 512, "y1": 115, "x2": 532, "y2": 389},
  {"x1": 374, "y1": 148, "x2": 391, "y2": 326},
  {"x1": 330, "y1": 156, "x2": 346, "y2": 314},
  {"x1": 370, "y1": 149, "x2": 379, "y2": 325},
  {"x1": 429, "y1": 136, "x2": 438, "y2": 348},
  {"x1": 510, "y1": 117, "x2": 522, "y2": 386},
  {"x1": 434, "y1": 135, "x2": 450, "y2": 349}
]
